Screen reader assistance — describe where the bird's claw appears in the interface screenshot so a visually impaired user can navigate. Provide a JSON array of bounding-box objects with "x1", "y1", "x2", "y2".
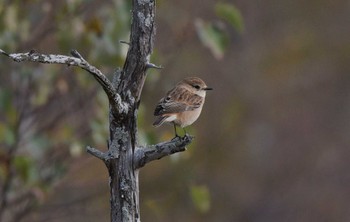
[{"x1": 171, "y1": 135, "x2": 180, "y2": 141}]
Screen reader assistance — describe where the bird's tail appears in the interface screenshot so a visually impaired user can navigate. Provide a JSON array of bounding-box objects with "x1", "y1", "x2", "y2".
[{"x1": 153, "y1": 116, "x2": 167, "y2": 127}]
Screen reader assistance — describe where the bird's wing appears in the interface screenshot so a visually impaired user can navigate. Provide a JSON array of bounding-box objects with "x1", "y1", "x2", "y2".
[{"x1": 154, "y1": 86, "x2": 203, "y2": 116}]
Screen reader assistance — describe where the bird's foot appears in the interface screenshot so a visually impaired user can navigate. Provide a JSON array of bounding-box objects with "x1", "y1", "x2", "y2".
[
  {"x1": 171, "y1": 134, "x2": 181, "y2": 141},
  {"x1": 171, "y1": 133, "x2": 193, "y2": 141}
]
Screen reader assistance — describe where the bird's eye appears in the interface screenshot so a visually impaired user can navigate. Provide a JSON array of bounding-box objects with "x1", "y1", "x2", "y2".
[{"x1": 194, "y1": 85, "x2": 200, "y2": 90}]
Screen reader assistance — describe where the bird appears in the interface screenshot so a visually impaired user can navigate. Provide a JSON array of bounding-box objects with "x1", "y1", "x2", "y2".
[{"x1": 153, "y1": 77, "x2": 212, "y2": 137}]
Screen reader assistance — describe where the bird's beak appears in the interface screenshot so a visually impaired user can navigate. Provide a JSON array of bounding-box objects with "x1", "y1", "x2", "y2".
[{"x1": 204, "y1": 87, "x2": 213, "y2": 91}]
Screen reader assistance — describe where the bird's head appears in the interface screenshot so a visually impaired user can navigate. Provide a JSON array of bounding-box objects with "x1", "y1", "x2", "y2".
[{"x1": 180, "y1": 77, "x2": 213, "y2": 97}]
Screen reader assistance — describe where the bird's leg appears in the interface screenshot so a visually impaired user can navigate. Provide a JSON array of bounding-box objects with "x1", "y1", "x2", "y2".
[
  {"x1": 182, "y1": 127, "x2": 188, "y2": 137},
  {"x1": 173, "y1": 122, "x2": 179, "y2": 138}
]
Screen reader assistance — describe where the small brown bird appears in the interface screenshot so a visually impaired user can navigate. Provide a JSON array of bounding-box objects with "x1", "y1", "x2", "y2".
[{"x1": 153, "y1": 77, "x2": 212, "y2": 137}]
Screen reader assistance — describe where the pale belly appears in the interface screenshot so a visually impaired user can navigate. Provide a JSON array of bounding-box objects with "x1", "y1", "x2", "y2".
[{"x1": 174, "y1": 105, "x2": 203, "y2": 128}]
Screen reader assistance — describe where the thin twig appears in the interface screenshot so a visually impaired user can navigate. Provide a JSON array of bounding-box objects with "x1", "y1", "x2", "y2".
[
  {"x1": 119, "y1": 40, "x2": 130, "y2": 45},
  {"x1": 146, "y1": 63, "x2": 163, "y2": 70}
]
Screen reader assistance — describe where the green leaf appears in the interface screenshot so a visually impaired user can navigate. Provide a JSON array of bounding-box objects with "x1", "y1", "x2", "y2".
[
  {"x1": 190, "y1": 184, "x2": 211, "y2": 213},
  {"x1": 0, "y1": 88, "x2": 12, "y2": 111},
  {"x1": 30, "y1": 83, "x2": 50, "y2": 106},
  {"x1": 195, "y1": 19, "x2": 229, "y2": 60},
  {"x1": 0, "y1": 164, "x2": 5, "y2": 181},
  {"x1": 0, "y1": 88, "x2": 17, "y2": 125},
  {"x1": 0, "y1": 123, "x2": 15, "y2": 146},
  {"x1": 14, "y1": 156, "x2": 33, "y2": 183},
  {"x1": 215, "y1": 2, "x2": 244, "y2": 33}
]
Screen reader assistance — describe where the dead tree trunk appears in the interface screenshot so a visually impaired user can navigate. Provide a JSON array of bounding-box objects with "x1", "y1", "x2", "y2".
[{"x1": 0, "y1": 0, "x2": 193, "y2": 221}]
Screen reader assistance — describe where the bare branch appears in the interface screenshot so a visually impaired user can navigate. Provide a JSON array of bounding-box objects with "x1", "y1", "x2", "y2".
[
  {"x1": 146, "y1": 63, "x2": 163, "y2": 70},
  {"x1": 0, "y1": 49, "x2": 129, "y2": 114},
  {"x1": 86, "y1": 146, "x2": 107, "y2": 162},
  {"x1": 134, "y1": 134, "x2": 194, "y2": 169},
  {"x1": 86, "y1": 146, "x2": 119, "y2": 164},
  {"x1": 119, "y1": 40, "x2": 130, "y2": 46}
]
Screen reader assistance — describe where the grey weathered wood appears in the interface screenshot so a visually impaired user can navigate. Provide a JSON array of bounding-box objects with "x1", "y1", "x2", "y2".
[
  {"x1": 134, "y1": 135, "x2": 194, "y2": 169},
  {"x1": 105, "y1": 0, "x2": 158, "y2": 220}
]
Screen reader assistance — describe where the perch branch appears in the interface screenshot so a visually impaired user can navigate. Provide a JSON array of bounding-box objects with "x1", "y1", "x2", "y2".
[
  {"x1": 134, "y1": 134, "x2": 194, "y2": 169},
  {"x1": 0, "y1": 49, "x2": 129, "y2": 114}
]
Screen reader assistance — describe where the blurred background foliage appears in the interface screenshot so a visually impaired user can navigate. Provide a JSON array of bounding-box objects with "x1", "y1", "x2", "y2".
[{"x1": 0, "y1": 0, "x2": 350, "y2": 222}]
